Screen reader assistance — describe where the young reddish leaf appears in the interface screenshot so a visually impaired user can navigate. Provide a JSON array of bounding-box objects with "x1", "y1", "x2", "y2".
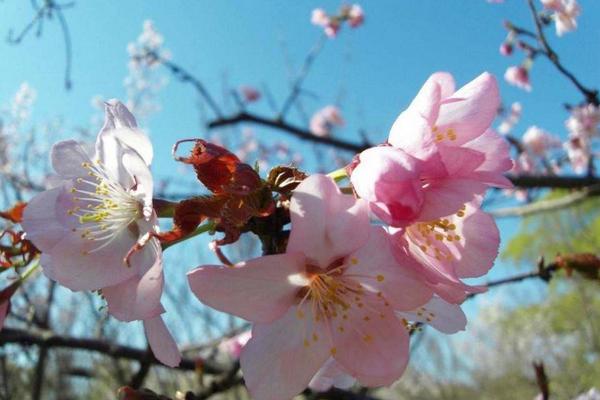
[
  {"x1": 175, "y1": 139, "x2": 261, "y2": 195},
  {"x1": 0, "y1": 202, "x2": 27, "y2": 223},
  {"x1": 556, "y1": 253, "x2": 600, "y2": 280}
]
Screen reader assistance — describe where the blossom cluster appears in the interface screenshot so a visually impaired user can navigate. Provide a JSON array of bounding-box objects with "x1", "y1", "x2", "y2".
[
  {"x1": 18, "y1": 71, "x2": 512, "y2": 399},
  {"x1": 311, "y1": 4, "x2": 364, "y2": 38},
  {"x1": 309, "y1": 105, "x2": 344, "y2": 137}
]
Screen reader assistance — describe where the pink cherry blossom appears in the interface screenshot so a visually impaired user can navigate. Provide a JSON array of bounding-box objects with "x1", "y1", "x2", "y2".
[
  {"x1": 505, "y1": 65, "x2": 532, "y2": 91},
  {"x1": 22, "y1": 100, "x2": 180, "y2": 367},
  {"x1": 311, "y1": 8, "x2": 330, "y2": 27},
  {"x1": 239, "y1": 85, "x2": 261, "y2": 103},
  {"x1": 347, "y1": 5, "x2": 365, "y2": 28},
  {"x1": 541, "y1": 0, "x2": 580, "y2": 36},
  {"x1": 390, "y1": 199, "x2": 499, "y2": 304},
  {"x1": 358, "y1": 72, "x2": 512, "y2": 226},
  {"x1": 566, "y1": 103, "x2": 600, "y2": 139},
  {"x1": 397, "y1": 295, "x2": 467, "y2": 334},
  {"x1": 522, "y1": 126, "x2": 561, "y2": 155},
  {"x1": 310, "y1": 105, "x2": 344, "y2": 137},
  {"x1": 188, "y1": 174, "x2": 433, "y2": 399},
  {"x1": 563, "y1": 136, "x2": 591, "y2": 174}
]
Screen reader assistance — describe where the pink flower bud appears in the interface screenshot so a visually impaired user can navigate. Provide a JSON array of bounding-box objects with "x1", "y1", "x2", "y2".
[
  {"x1": 504, "y1": 65, "x2": 531, "y2": 91},
  {"x1": 499, "y1": 42, "x2": 513, "y2": 56}
]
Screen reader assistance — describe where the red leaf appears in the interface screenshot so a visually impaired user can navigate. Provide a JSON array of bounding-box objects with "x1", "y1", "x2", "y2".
[{"x1": 0, "y1": 202, "x2": 27, "y2": 223}]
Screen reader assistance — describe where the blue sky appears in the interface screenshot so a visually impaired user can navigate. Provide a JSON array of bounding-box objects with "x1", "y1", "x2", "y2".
[{"x1": 1, "y1": 1, "x2": 599, "y2": 342}]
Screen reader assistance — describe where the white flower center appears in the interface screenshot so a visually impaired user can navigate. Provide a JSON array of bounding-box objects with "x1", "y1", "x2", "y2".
[{"x1": 67, "y1": 161, "x2": 142, "y2": 255}]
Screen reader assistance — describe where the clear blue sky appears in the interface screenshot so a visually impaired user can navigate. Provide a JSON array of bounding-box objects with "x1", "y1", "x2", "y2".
[{"x1": 1, "y1": 1, "x2": 599, "y2": 339}]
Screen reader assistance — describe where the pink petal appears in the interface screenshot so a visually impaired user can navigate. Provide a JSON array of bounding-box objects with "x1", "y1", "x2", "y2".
[
  {"x1": 46, "y1": 228, "x2": 140, "y2": 291},
  {"x1": 144, "y1": 316, "x2": 181, "y2": 367},
  {"x1": 461, "y1": 129, "x2": 514, "y2": 188},
  {"x1": 351, "y1": 147, "x2": 424, "y2": 226},
  {"x1": 429, "y1": 72, "x2": 456, "y2": 99},
  {"x1": 309, "y1": 358, "x2": 355, "y2": 392},
  {"x1": 437, "y1": 145, "x2": 485, "y2": 177},
  {"x1": 419, "y1": 179, "x2": 486, "y2": 221},
  {"x1": 21, "y1": 187, "x2": 69, "y2": 252},
  {"x1": 51, "y1": 140, "x2": 91, "y2": 179},
  {"x1": 346, "y1": 227, "x2": 432, "y2": 311},
  {"x1": 241, "y1": 306, "x2": 330, "y2": 400},
  {"x1": 435, "y1": 72, "x2": 500, "y2": 145},
  {"x1": 452, "y1": 204, "x2": 500, "y2": 278},
  {"x1": 388, "y1": 110, "x2": 438, "y2": 162},
  {"x1": 406, "y1": 78, "x2": 442, "y2": 124},
  {"x1": 103, "y1": 241, "x2": 164, "y2": 321},
  {"x1": 287, "y1": 174, "x2": 370, "y2": 268},
  {"x1": 397, "y1": 296, "x2": 466, "y2": 334},
  {"x1": 187, "y1": 252, "x2": 304, "y2": 323},
  {"x1": 331, "y1": 290, "x2": 409, "y2": 386}
]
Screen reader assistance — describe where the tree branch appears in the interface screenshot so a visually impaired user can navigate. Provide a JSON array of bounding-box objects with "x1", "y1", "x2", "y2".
[
  {"x1": 492, "y1": 183, "x2": 600, "y2": 218},
  {"x1": 524, "y1": 0, "x2": 598, "y2": 105},
  {"x1": 0, "y1": 328, "x2": 228, "y2": 375},
  {"x1": 207, "y1": 111, "x2": 369, "y2": 152}
]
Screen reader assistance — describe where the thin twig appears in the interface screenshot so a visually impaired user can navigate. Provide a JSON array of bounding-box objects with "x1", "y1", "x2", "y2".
[
  {"x1": 524, "y1": 0, "x2": 598, "y2": 105},
  {"x1": 491, "y1": 184, "x2": 600, "y2": 218},
  {"x1": 208, "y1": 111, "x2": 368, "y2": 152}
]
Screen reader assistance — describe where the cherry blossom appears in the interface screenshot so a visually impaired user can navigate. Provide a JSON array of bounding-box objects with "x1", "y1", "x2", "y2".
[
  {"x1": 541, "y1": 0, "x2": 580, "y2": 36},
  {"x1": 346, "y1": 5, "x2": 365, "y2": 28},
  {"x1": 566, "y1": 103, "x2": 600, "y2": 139},
  {"x1": 522, "y1": 125, "x2": 561, "y2": 155},
  {"x1": 391, "y1": 199, "x2": 499, "y2": 303},
  {"x1": 188, "y1": 174, "x2": 433, "y2": 399},
  {"x1": 505, "y1": 65, "x2": 532, "y2": 91},
  {"x1": 498, "y1": 102, "x2": 522, "y2": 135},
  {"x1": 310, "y1": 105, "x2": 344, "y2": 137},
  {"x1": 353, "y1": 72, "x2": 511, "y2": 227},
  {"x1": 21, "y1": 100, "x2": 180, "y2": 367}
]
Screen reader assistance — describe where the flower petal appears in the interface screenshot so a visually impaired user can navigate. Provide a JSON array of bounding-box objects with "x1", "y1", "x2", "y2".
[
  {"x1": 388, "y1": 110, "x2": 438, "y2": 162},
  {"x1": 435, "y1": 72, "x2": 500, "y2": 145},
  {"x1": 288, "y1": 174, "x2": 370, "y2": 267},
  {"x1": 452, "y1": 204, "x2": 500, "y2": 278},
  {"x1": 397, "y1": 296, "x2": 467, "y2": 334},
  {"x1": 51, "y1": 140, "x2": 92, "y2": 179},
  {"x1": 45, "y1": 228, "x2": 140, "y2": 291},
  {"x1": 143, "y1": 316, "x2": 181, "y2": 367},
  {"x1": 419, "y1": 179, "x2": 486, "y2": 221},
  {"x1": 241, "y1": 306, "x2": 330, "y2": 400},
  {"x1": 346, "y1": 227, "x2": 432, "y2": 311},
  {"x1": 187, "y1": 252, "x2": 304, "y2": 323},
  {"x1": 309, "y1": 358, "x2": 355, "y2": 392},
  {"x1": 21, "y1": 187, "x2": 69, "y2": 252},
  {"x1": 461, "y1": 129, "x2": 514, "y2": 188},
  {"x1": 103, "y1": 241, "x2": 164, "y2": 321},
  {"x1": 331, "y1": 290, "x2": 409, "y2": 387}
]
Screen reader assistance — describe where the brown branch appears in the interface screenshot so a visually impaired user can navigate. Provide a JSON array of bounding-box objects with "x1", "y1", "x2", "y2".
[
  {"x1": 0, "y1": 327, "x2": 228, "y2": 375},
  {"x1": 147, "y1": 51, "x2": 223, "y2": 118},
  {"x1": 207, "y1": 111, "x2": 369, "y2": 153},
  {"x1": 533, "y1": 361, "x2": 550, "y2": 400},
  {"x1": 507, "y1": 175, "x2": 600, "y2": 189},
  {"x1": 524, "y1": 0, "x2": 598, "y2": 105}
]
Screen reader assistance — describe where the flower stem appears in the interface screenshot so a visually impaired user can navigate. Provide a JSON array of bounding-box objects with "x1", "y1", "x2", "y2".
[
  {"x1": 327, "y1": 167, "x2": 348, "y2": 182},
  {"x1": 153, "y1": 198, "x2": 177, "y2": 218},
  {"x1": 162, "y1": 221, "x2": 216, "y2": 250}
]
